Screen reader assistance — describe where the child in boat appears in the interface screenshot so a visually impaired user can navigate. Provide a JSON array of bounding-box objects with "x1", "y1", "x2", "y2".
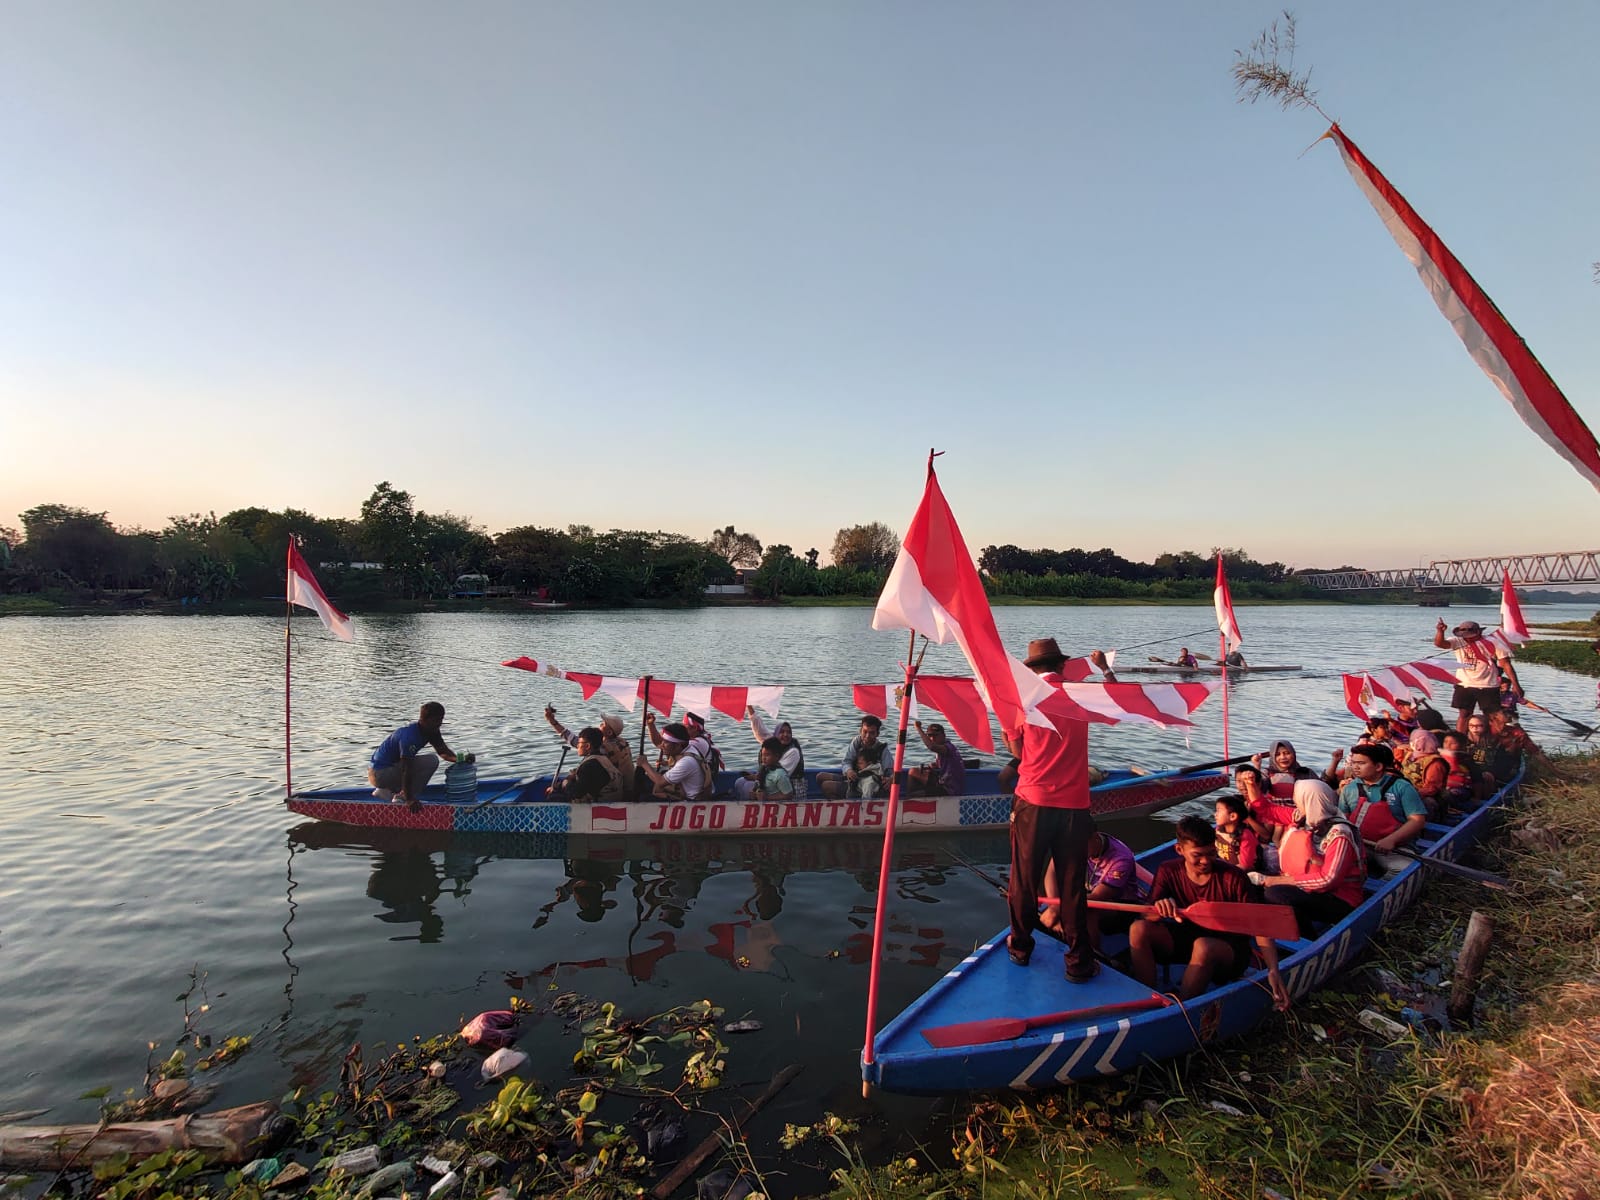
[
  {"x1": 750, "y1": 737, "x2": 795, "y2": 802},
  {"x1": 1127, "y1": 817, "x2": 1290, "y2": 1009},
  {"x1": 1439, "y1": 731, "x2": 1481, "y2": 809},
  {"x1": 1213, "y1": 793, "x2": 1258, "y2": 872},
  {"x1": 1249, "y1": 780, "x2": 1366, "y2": 938},
  {"x1": 1234, "y1": 764, "x2": 1290, "y2": 872},
  {"x1": 851, "y1": 748, "x2": 886, "y2": 799},
  {"x1": 1041, "y1": 824, "x2": 1146, "y2": 941}
]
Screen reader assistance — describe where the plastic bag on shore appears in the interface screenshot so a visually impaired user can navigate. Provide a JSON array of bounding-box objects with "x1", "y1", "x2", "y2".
[{"x1": 460, "y1": 1010, "x2": 519, "y2": 1049}]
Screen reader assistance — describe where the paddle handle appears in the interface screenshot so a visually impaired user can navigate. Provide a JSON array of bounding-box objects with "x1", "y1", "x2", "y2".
[
  {"x1": 1086, "y1": 900, "x2": 1157, "y2": 914},
  {"x1": 1021, "y1": 995, "x2": 1168, "y2": 1032}
]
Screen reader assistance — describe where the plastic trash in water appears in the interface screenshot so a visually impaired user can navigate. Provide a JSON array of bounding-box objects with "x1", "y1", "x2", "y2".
[
  {"x1": 460, "y1": 1010, "x2": 519, "y2": 1049},
  {"x1": 1356, "y1": 1008, "x2": 1409, "y2": 1039},
  {"x1": 481, "y1": 1047, "x2": 528, "y2": 1082}
]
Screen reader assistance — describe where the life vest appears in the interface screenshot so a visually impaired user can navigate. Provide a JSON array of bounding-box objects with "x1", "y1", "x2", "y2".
[
  {"x1": 602, "y1": 737, "x2": 635, "y2": 794},
  {"x1": 785, "y1": 739, "x2": 805, "y2": 785},
  {"x1": 1279, "y1": 823, "x2": 1365, "y2": 904},
  {"x1": 1279, "y1": 827, "x2": 1316, "y2": 878},
  {"x1": 579, "y1": 753, "x2": 626, "y2": 803},
  {"x1": 1401, "y1": 753, "x2": 1444, "y2": 797},
  {"x1": 1442, "y1": 753, "x2": 1472, "y2": 792},
  {"x1": 1344, "y1": 776, "x2": 1403, "y2": 841}
]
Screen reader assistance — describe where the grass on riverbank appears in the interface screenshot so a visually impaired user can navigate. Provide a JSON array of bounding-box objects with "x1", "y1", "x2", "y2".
[
  {"x1": 1517, "y1": 638, "x2": 1600, "y2": 677},
  {"x1": 815, "y1": 756, "x2": 1600, "y2": 1200},
  {"x1": 780, "y1": 595, "x2": 1346, "y2": 608}
]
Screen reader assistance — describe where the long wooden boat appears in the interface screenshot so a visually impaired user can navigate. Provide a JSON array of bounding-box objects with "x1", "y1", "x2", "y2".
[
  {"x1": 860, "y1": 765, "x2": 1524, "y2": 1094},
  {"x1": 286, "y1": 765, "x2": 1227, "y2": 836},
  {"x1": 1120, "y1": 664, "x2": 1303, "y2": 675}
]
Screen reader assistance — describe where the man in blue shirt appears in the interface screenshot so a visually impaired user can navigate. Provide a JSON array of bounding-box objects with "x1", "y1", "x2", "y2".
[
  {"x1": 369, "y1": 701, "x2": 459, "y2": 809},
  {"x1": 1336, "y1": 743, "x2": 1426, "y2": 852}
]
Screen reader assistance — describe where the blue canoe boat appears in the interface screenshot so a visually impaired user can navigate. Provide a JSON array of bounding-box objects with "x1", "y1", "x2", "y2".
[
  {"x1": 861, "y1": 765, "x2": 1524, "y2": 1094},
  {"x1": 287, "y1": 765, "x2": 1227, "y2": 836}
]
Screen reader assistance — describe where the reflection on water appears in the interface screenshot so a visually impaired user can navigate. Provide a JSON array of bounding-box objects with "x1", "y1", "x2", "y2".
[{"x1": 4, "y1": 603, "x2": 1596, "y2": 1142}]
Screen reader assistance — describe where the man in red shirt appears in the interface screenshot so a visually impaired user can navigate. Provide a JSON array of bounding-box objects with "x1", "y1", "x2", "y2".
[
  {"x1": 1129, "y1": 817, "x2": 1290, "y2": 1009},
  {"x1": 1004, "y1": 637, "x2": 1097, "y2": 982}
]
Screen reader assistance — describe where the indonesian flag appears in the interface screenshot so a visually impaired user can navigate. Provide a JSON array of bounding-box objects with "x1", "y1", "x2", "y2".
[
  {"x1": 1500, "y1": 570, "x2": 1531, "y2": 644},
  {"x1": 1214, "y1": 554, "x2": 1242, "y2": 654},
  {"x1": 502, "y1": 656, "x2": 566, "y2": 678},
  {"x1": 901, "y1": 798, "x2": 939, "y2": 825},
  {"x1": 1327, "y1": 125, "x2": 1600, "y2": 494},
  {"x1": 1342, "y1": 674, "x2": 1381, "y2": 721},
  {"x1": 872, "y1": 461, "x2": 1053, "y2": 751},
  {"x1": 590, "y1": 805, "x2": 629, "y2": 833},
  {"x1": 286, "y1": 540, "x2": 353, "y2": 642}
]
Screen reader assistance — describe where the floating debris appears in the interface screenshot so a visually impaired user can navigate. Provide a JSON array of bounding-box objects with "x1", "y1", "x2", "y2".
[
  {"x1": 722, "y1": 1019, "x2": 763, "y2": 1034},
  {"x1": 329, "y1": 1147, "x2": 382, "y2": 1178}
]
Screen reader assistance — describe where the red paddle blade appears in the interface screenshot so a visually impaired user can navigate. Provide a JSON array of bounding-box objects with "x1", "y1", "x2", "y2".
[
  {"x1": 1181, "y1": 899, "x2": 1300, "y2": 940},
  {"x1": 920, "y1": 995, "x2": 1168, "y2": 1049}
]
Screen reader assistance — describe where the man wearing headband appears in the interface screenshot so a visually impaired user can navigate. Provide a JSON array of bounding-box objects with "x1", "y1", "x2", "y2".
[{"x1": 637, "y1": 722, "x2": 712, "y2": 800}]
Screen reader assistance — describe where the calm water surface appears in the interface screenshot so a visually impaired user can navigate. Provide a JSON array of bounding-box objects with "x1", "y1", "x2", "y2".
[{"x1": 2, "y1": 603, "x2": 1593, "y2": 1174}]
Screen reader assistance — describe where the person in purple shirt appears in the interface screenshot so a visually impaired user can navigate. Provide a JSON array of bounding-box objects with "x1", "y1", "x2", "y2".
[
  {"x1": 1042, "y1": 823, "x2": 1143, "y2": 944},
  {"x1": 908, "y1": 721, "x2": 966, "y2": 796}
]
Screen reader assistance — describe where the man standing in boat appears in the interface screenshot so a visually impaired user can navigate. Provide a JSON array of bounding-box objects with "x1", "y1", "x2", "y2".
[
  {"x1": 1434, "y1": 618, "x2": 1524, "y2": 732},
  {"x1": 1005, "y1": 637, "x2": 1097, "y2": 983},
  {"x1": 368, "y1": 701, "x2": 459, "y2": 810}
]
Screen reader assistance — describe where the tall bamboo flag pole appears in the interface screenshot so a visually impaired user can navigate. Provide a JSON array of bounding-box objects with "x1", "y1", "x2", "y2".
[
  {"x1": 860, "y1": 630, "x2": 924, "y2": 1097},
  {"x1": 284, "y1": 580, "x2": 294, "y2": 802},
  {"x1": 284, "y1": 537, "x2": 356, "y2": 801}
]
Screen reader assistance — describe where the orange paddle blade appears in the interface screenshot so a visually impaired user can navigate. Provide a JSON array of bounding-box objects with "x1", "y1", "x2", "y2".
[
  {"x1": 921, "y1": 995, "x2": 1168, "y2": 1049},
  {"x1": 1087, "y1": 897, "x2": 1300, "y2": 941}
]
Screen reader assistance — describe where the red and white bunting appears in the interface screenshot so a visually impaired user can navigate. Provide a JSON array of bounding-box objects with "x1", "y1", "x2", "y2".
[
  {"x1": 1328, "y1": 125, "x2": 1600, "y2": 494},
  {"x1": 1500, "y1": 571, "x2": 1531, "y2": 645},
  {"x1": 1058, "y1": 651, "x2": 1117, "y2": 682},
  {"x1": 502, "y1": 657, "x2": 1214, "y2": 736},
  {"x1": 1339, "y1": 657, "x2": 1466, "y2": 718}
]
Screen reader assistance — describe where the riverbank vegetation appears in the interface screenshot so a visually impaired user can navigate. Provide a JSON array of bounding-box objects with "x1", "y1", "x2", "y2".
[
  {"x1": 1, "y1": 488, "x2": 1350, "y2": 614},
  {"x1": 1516, "y1": 638, "x2": 1600, "y2": 677}
]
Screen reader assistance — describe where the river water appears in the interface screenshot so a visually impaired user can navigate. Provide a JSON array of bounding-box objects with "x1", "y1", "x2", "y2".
[{"x1": 1, "y1": 603, "x2": 1593, "y2": 1184}]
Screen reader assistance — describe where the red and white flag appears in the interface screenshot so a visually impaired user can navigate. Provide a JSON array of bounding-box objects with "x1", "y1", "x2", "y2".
[
  {"x1": 901, "y1": 798, "x2": 939, "y2": 825},
  {"x1": 589, "y1": 805, "x2": 629, "y2": 833},
  {"x1": 1499, "y1": 570, "x2": 1531, "y2": 644},
  {"x1": 871, "y1": 462, "x2": 1053, "y2": 751},
  {"x1": 1328, "y1": 125, "x2": 1600, "y2": 494},
  {"x1": 286, "y1": 540, "x2": 353, "y2": 642},
  {"x1": 1214, "y1": 554, "x2": 1242, "y2": 653}
]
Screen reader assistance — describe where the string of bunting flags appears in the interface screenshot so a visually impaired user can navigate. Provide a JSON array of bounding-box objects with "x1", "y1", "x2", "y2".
[{"x1": 501, "y1": 652, "x2": 1221, "y2": 752}]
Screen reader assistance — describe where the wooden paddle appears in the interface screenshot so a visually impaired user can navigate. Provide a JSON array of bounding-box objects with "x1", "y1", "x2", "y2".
[
  {"x1": 1520, "y1": 699, "x2": 1598, "y2": 739},
  {"x1": 1090, "y1": 753, "x2": 1255, "y2": 792},
  {"x1": 1365, "y1": 841, "x2": 1511, "y2": 890},
  {"x1": 1081, "y1": 898, "x2": 1300, "y2": 941},
  {"x1": 921, "y1": 995, "x2": 1169, "y2": 1049}
]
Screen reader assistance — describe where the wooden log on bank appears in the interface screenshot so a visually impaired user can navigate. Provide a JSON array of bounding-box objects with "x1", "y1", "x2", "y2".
[
  {"x1": 650, "y1": 1064, "x2": 803, "y2": 1200},
  {"x1": 0, "y1": 1101, "x2": 287, "y2": 1171},
  {"x1": 1448, "y1": 910, "x2": 1497, "y2": 1025}
]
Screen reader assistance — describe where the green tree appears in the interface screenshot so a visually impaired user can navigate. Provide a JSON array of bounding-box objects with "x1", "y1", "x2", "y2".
[
  {"x1": 709, "y1": 525, "x2": 763, "y2": 569},
  {"x1": 359, "y1": 482, "x2": 423, "y2": 596},
  {"x1": 830, "y1": 522, "x2": 899, "y2": 572}
]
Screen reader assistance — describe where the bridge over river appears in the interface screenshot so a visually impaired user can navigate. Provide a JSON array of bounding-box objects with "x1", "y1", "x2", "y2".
[{"x1": 1302, "y1": 550, "x2": 1600, "y2": 592}]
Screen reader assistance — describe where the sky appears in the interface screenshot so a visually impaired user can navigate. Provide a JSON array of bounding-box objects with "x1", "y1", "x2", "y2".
[{"x1": 2, "y1": 2, "x2": 1597, "y2": 571}]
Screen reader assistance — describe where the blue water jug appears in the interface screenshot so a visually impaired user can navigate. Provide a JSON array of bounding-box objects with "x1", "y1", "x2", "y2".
[{"x1": 444, "y1": 759, "x2": 478, "y2": 803}]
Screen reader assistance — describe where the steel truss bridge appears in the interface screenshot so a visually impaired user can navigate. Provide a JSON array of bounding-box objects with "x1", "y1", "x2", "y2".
[{"x1": 1303, "y1": 551, "x2": 1600, "y2": 591}]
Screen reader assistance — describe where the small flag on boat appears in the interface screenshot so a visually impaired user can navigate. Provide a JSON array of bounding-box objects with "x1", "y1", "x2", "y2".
[
  {"x1": 1499, "y1": 570, "x2": 1531, "y2": 645},
  {"x1": 286, "y1": 540, "x2": 353, "y2": 642},
  {"x1": 871, "y1": 459, "x2": 1053, "y2": 751},
  {"x1": 1326, "y1": 124, "x2": 1600, "y2": 495},
  {"x1": 1214, "y1": 554, "x2": 1242, "y2": 654}
]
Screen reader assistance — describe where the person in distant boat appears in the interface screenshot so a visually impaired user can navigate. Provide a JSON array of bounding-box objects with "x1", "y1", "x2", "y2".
[
  {"x1": 1129, "y1": 816, "x2": 1290, "y2": 1010},
  {"x1": 1004, "y1": 637, "x2": 1097, "y2": 984},
  {"x1": 1335, "y1": 743, "x2": 1427, "y2": 851},
  {"x1": 817, "y1": 715, "x2": 894, "y2": 800},
  {"x1": 545, "y1": 707, "x2": 634, "y2": 793},
  {"x1": 368, "y1": 701, "x2": 459, "y2": 810},
  {"x1": 636, "y1": 722, "x2": 712, "y2": 801},
  {"x1": 908, "y1": 721, "x2": 966, "y2": 797},
  {"x1": 739, "y1": 708, "x2": 805, "y2": 801},
  {"x1": 1223, "y1": 650, "x2": 1248, "y2": 669},
  {"x1": 1435, "y1": 618, "x2": 1524, "y2": 732},
  {"x1": 1175, "y1": 648, "x2": 1200, "y2": 669},
  {"x1": 1249, "y1": 781, "x2": 1365, "y2": 938},
  {"x1": 551, "y1": 726, "x2": 627, "y2": 804}
]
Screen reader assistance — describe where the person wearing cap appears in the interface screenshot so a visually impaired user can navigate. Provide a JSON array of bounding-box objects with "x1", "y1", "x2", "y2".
[
  {"x1": 544, "y1": 705, "x2": 635, "y2": 792},
  {"x1": 636, "y1": 721, "x2": 712, "y2": 800},
  {"x1": 1004, "y1": 636, "x2": 1098, "y2": 984},
  {"x1": 1434, "y1": 618, "x2": 1524, "y2": 732}
]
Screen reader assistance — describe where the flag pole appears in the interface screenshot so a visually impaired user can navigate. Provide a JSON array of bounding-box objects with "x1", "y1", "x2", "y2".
[
  {"x1": 638, "y1": 676, "x2": 653, "y2": 758},
  {"x1": 861, "y1": 629, "x2": 924, "y2": 1096},
  {"x1": 1220, "y1": 626, "x2": 1229, "y2": 763},
  {"x1": 284, "y1": 538, "x2": 294, "y2": 801}
]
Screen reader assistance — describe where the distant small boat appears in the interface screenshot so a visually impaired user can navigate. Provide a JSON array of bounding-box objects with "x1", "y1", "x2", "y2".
[
  {"x1": 523, "y1": 600, "x2": 570, "y2": 610},
  {"x1": 1121, "y1": 664, "x2": 1302, "y2": 675}
]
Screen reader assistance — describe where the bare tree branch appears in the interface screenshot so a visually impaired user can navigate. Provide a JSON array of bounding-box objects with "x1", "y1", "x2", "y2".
[{"x1": 1232, "y1": 11, "x2": 1334, "y2": 124}]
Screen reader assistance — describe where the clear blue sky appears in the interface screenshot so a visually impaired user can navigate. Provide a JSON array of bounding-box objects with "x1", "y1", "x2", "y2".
[{"x1": 3, "y1": 2, "x2": 1596, "y2": 570}]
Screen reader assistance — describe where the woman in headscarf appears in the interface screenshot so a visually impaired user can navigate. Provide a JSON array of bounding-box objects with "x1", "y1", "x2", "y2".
[
  {"x1": 1249, "y1": 780, "x2": 1366, "y2": 938},
  {"x1": 1256, "y1": 740, "x2": 1318, "y2": 799},
  {"x1": 1400, "y1": 729, "x2": 1448, "y2": 815},
  {"x1": 739, "y1": 706, "x2": 805, "y2": 800}
]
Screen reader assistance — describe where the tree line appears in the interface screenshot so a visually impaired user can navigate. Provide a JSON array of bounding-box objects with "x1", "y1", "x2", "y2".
[{"x1": 0, "y1": 485, "x2": 1313, "y2": 608}]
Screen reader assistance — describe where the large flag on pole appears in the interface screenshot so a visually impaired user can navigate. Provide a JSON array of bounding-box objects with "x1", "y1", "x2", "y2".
[
  {"x1": 1499, "y1": 569, "x2": 1531, "y2": 645},
  {"x1": 287, "y1": 540, "x2": 354, "y2": 641},
  {"x1": 1326, "y1": 125, "x2": 1600, "y2": 495},
  {"x1": 1214, "y1": 554, "x2": 1242, "y2": 653},
  {"x1": 871, "y1": 460, "x2": 1053, "y2": 751}
]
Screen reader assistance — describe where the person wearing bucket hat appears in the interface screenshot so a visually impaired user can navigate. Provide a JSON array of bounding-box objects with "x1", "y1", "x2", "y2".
[
  {"x1": 1004, "y1": 636, "x2": 1098, "y2": 983},
  {"x1": 544, "y1": 705, "x2": 635, "y2": 792},
  {"x1": 1433, "y1": 617, "x2": 1524, "y2": 732}
]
